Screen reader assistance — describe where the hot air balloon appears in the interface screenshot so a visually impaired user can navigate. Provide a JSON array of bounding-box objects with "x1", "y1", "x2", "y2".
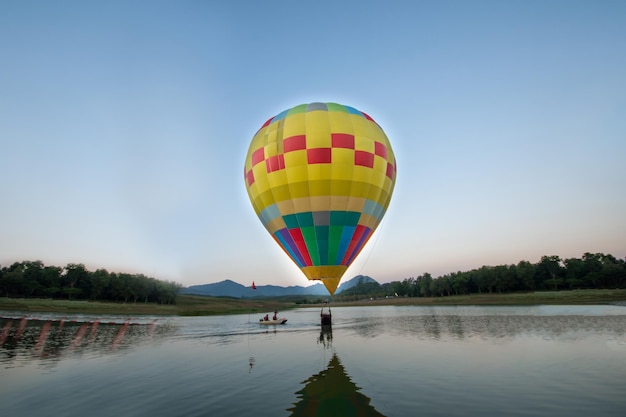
[{"x1": 243, "y1": 102, "x2": 396, "y2": 295}]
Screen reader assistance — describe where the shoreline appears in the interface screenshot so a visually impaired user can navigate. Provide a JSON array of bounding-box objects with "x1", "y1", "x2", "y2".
[
  {"x1": 311, "y1": 289, "x2": 626, "y2": 308},
  {"x1": 1, "y1": 289, "x2": 625, "y2": 317}
]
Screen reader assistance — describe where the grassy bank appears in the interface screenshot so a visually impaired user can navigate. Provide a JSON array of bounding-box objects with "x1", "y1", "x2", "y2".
[
  {"x1": 0, "y1": 295, "x2": 296, "y2": 317},
  {"x1": 1, "y1": 289, "x2": 625, "y2": 317},
  {"x1": 327, "y1": 289, "x2": 626, "y2": 307}
]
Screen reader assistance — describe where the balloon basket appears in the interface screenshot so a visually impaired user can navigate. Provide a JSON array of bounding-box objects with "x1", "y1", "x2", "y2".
[{"x1": 321, "y1": 302, "x2": 332, "y2": 326}]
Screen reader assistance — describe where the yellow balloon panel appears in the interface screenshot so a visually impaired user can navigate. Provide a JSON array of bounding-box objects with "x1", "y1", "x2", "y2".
[{"x1": 244, "y1": 103, "x2": 396, "y2": 295}]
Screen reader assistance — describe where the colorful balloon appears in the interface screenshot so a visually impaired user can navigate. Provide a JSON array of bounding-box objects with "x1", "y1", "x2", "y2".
[{"x1": 243, "y1": 103, "x2": 396, "y2": 295}]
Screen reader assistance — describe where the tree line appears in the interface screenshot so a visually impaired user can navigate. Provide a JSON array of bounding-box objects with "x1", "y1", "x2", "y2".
[
  {"x1": 0, "y1": 261, "x2": 182, "y2": 304},
  {"x1": 336, "y1": 252, "x2": 626, "y2": 300}
]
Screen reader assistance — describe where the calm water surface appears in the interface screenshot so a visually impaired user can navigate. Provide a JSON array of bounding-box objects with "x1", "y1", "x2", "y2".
[{"x1": 1, "y1": 305, "x2": 625, "y2": 417}]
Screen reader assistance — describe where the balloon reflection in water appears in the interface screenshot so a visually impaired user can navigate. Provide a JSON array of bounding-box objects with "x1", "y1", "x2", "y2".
[
  {"x1": 0, "y1": 316, "x2": 173, "y2": 365},
  {"x1": 288, "y1": 352, "x2": 385, "y2": 417}
]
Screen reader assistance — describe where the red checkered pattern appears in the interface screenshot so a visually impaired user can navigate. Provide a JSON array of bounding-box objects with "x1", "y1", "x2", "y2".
[{"x1": 246, "y1": 133, "x2": 395, "y2": 186}]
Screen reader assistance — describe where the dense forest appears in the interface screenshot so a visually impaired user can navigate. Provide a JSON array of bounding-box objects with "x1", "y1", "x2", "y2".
[
  {"x1": 2, "y1": 252, "x2": 625, "y2": 305},
  {"x1": 336, "y1": 252, "x2": 626, "y2": 300},
  {"x1": 0, "y1": 261, "x2": 181, "y2": 304}
]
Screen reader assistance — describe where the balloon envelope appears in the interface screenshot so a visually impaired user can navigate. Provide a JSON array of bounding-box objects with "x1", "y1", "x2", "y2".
[{"x1": 243, "y1": 102, "x2": 396, "y2": 294}]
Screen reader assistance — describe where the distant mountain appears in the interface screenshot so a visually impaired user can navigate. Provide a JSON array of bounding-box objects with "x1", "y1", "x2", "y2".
[
  {"x1": 179, "y1": 279, "x2": 251, "y2": 298},
  {"x1": 180, "y1": 275, "x2": 379, "y2": 298},
  {"x1": 335, "y1": 275, "x2": 378, "y2": 294},
  {"x1": 179, "y1": 279, "x2": 329, "y2": 298}
]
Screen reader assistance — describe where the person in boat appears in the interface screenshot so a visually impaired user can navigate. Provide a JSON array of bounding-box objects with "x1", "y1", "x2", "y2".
[
  {"x1": 263, "y1": 314, "x2": 269, "y2": 321},
  {"x1": 272, "y1": 311, "x2": 278, "y2": 321}
]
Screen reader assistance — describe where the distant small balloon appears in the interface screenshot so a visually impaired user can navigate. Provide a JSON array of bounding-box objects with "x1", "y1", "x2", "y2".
[{"x1": 243, "y1": 102, "x2": 397, "y2": 295}]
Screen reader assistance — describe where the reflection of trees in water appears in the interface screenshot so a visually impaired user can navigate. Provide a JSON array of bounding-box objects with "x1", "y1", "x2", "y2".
[
  {"x1": 351, "y1": 318, "x2": 385, "y2": 339},
  {"x1": 461, "y1": 315, "x2": 626, "y2": 340},
  {"x1": 443, "y1": 315, "x2": 465, "y2": 339},
  {"x1": 0, "y1": 317, "x2": 175, "y2": 366},
  {"x1": 391, "y1": 314, "x2": 626, "y2": 341},
  {"x1": 288, "y1": 351, "x2": 385, "y2": 417}
]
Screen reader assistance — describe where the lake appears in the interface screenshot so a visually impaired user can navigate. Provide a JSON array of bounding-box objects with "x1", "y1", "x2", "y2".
[{"x1": 1, "y1": 305, "x2": 625, "y2": 417}]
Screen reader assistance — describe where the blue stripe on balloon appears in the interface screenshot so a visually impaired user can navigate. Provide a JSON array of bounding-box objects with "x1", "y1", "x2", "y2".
[
  {"x1": 335, "y1": 226, "x2": 355, "y2": 264},
  {"x1": 344, "y1": 105, "x2": 364, "y2": 118},
  {"x1": 271, "y1": 109, "x2": 289, "y2": 124}
]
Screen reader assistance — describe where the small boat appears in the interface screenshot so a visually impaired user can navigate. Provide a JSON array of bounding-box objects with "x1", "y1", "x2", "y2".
[{"x1": 259, "y1": 318, "x2": 288, "y2": 325}]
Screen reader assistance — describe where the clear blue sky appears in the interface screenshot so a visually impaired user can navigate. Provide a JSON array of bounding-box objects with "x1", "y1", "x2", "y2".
[{"x1": 1, "y1": 1, "x2": 625, "y2": 288}]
